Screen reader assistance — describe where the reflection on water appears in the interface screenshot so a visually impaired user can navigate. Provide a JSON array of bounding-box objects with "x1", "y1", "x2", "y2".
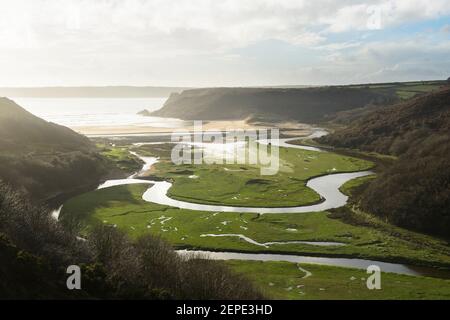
[
  {"x1": 200, "y1": 233, "x2": 346, "y2": 248},
  {"x1": 51, "y1": 205, "x2": 63, "y2": 220},
  {"x1": 140, "y1": 171, "x2": 373, "y2": 214},
  {"x1": 177, "y1": 250, "x2": 450, "y2": 278},
  {"x1": 128, "y1": 153, "x2": 159, "y2": 178},
  {"x1": 98, "y1": 179, "x2": 153, "y2": 190}
]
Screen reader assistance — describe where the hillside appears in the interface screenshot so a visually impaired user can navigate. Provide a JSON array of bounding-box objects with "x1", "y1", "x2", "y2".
[
  {"x1": 319, "y1": 88, "x2": 450, "y2": 238},
  {"x1": 0, "y1": 97, "x2": 115, "y2": 201},
  {"x1": 150, "y1": 87, "x2": 397, "y2": 122},
  {"x1": 319, "y1": 87, "x2": 450, "y2": 154}
]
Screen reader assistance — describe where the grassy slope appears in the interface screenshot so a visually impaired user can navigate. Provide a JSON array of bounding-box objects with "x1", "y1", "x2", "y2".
[
  {"x1": 225, "y1": 260, "x2": 450, "y2": 300},
  {"x1": 135, "y1": 143, "x2": 372, "y2": 207}
]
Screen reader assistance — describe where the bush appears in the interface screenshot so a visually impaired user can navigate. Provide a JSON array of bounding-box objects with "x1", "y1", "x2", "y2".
[{"x1": 88, "y1": 226, "x2": 265, "y2": 299}]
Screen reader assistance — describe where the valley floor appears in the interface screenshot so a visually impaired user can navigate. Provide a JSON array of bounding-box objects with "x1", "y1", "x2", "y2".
[{"x1": 60, "y1": 131, "x2": 450, "y2": 300}]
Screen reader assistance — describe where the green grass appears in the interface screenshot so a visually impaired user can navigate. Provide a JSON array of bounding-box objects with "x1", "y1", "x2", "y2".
[
  {"x1": 395, "y1": 84, "x2": 443, "y2": 100},
  {"x1": 285, "y1": 138, "x2": 398, "y2": 162},
  {"x1": 97, "y1": 143, "x2": 143, "y2": 173},
  {"x1": 226, "y1": 260, "x2": 450, "y2": 300},
  {"x1": 396, "y1": 90, "x2": 419, "y2": 100},
  {"x1": 339, "y1": 175, "x2": 376, "y2": 196},
  {"x1": 61, "y1": 184, "x2": 450, "y2": 267},
  {"x1": 346, "y1": 80, "x2": 445, "y2": 101},
  {"x1": 134, "y1": 143, "x2": 373, "y2": 207}
]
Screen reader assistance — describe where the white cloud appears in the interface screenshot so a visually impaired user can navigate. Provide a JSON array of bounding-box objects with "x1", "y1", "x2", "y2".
[
  {"x1": 1, "y1": 0, "x2": 448, "y2": 50},
  {"x1": 0, "y1": 0, "x2": 448, "y2": 86}
]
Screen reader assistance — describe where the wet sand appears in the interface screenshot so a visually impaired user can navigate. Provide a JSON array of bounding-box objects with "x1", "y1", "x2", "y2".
[{"x1": 72, "y1": 120, "x2": 312, "y2": 136}]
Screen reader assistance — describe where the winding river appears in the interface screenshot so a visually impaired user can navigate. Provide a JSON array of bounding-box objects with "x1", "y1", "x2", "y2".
[
  {"x1": 139, "y1": 171, "x2": 372, "y2": 214},
  {"x1": 53, "y1": 128, "x2": 449, "y2": 278},
  {"x1": 176, "y1": 250, "x2": 432, "y2": 277},
  {"x1": 100, "y1": 129, "x2": 373, "y2": 214}
]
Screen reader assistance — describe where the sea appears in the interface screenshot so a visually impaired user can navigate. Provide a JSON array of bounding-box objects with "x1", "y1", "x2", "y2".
[{"x1": 12, "y1": 97, "x2": 186, "y2": 129}]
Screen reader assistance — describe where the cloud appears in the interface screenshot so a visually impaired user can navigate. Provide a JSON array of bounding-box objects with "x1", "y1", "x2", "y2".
[
  {"x1": 1, "y1": 0, "x2": 449, "y2": 49},
  {"x1": 307, "y1": 37, "x2": 450, "y2": 83},
  {"x1": 0, "y1": 0, "x2": 449, "y2": 86}
]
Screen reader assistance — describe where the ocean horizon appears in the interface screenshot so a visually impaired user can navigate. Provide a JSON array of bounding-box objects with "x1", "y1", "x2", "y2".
[{"x1": 12, "y1": 97, "x2": 187, "y2": 128}]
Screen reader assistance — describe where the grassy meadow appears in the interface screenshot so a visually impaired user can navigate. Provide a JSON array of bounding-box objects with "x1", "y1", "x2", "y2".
[
  {"x1": 133, "y1": 142, "x2": 373, "y2": 207},
  {"x1": 226, "y1": 260, "x2": 450, "y2": 300},
  {"x1": 61, "y1": 183, "x2": 450, "y2": 268}
]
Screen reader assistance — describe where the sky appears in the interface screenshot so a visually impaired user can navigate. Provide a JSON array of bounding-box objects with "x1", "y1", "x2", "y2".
[{"x1": 0, "y1": 0, "x2": 449, "y2": 87}]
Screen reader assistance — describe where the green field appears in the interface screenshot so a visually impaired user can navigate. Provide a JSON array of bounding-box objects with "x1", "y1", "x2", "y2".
[
  {"x1": 226, "y1": 260, "x2": 450, "y2": 300},
  {"x1": 60, "y1": 140, "x2": 450, "y2": 299},
  {"x1": 133, "y1": 143, "x2": 372, "y2": 207},
  {"x1": 61, "y1": 183, "x2": 450, "y2": 267},
  {"x1": 347, "y1": 80, "x2": 445, "y2": 100},
  {"x1": 395, "y1": 84, "x2": 443, "y2": 100},
  {"x1": 339, "y1": 175, "x2": 377, "y2": 196}
]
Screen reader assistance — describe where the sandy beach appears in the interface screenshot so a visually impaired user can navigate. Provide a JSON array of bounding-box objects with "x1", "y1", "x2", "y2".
[{"x1": 73, "y1": 120, "x2": 313, "y2": 136}]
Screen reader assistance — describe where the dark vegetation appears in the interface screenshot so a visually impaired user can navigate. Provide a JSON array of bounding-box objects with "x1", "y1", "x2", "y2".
[
  {"x1": 319, "y1": 87, "x2": 450, "y2": 238},
  {"x1": 0, "y1": 182, "x2": 92, "y2": 299},
  {"x1": 150, "y1": 86, "x2": 398, "y2": 122},
  {"x1": 0, "y1": 98, "x2": 119, "y2": 201},
  {"x1": 0, "y1": 182, "x2": 263, "y2": 299}
]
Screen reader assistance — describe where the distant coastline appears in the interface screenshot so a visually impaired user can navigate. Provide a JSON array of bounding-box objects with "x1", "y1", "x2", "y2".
[{"x1": 0, "y1": 86, "x2": 192, "y2": 98}]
